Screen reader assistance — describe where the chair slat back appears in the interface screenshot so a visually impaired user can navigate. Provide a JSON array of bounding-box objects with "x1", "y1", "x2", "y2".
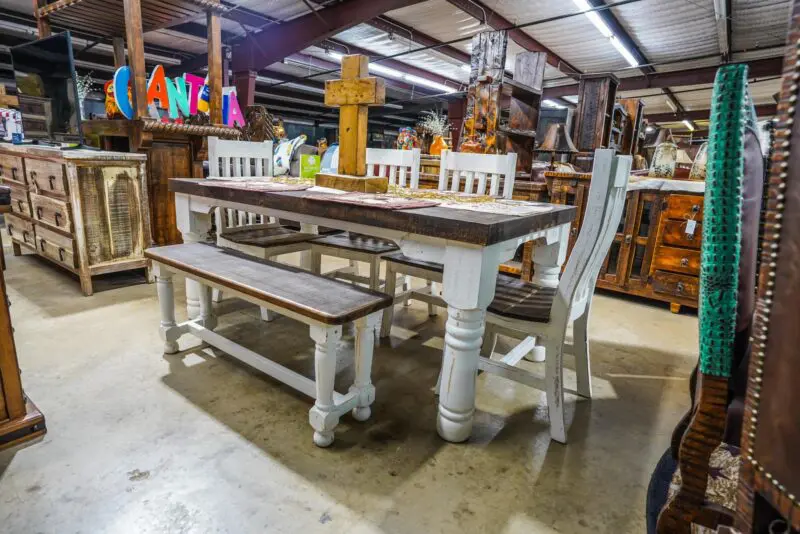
[
  {"x1": 558, "y1": 149, "x2": 631, "y2": 320},
  {"x1": 437, "y1": 150, "x2": 517, "y2": 198},
  {"x1": 208, "y1": 137, "x2": 274, "y2": 179},
  {"x1": 365, "y1": 148, "x2": 422, "y2": 189},
  {"x1": 207, "y1": 137, "x2": 274, "y2": 235}
]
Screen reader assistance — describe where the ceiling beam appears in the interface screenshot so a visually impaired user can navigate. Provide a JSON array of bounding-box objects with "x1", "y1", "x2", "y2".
[
  {"x1": 542, "y1": 56, "x2": 784, "y2": 99},
  {"x1": 444, "y1": 0, "x2": 581, "y2": 77},
  {"x1": 646, "y1": 103, "x2": 777, "y2": 123},
  {"x1": 231, "y1": 0, "x2": 427, "y2": 73},
  {"x1": 365, "y1": 16, "x2": 472, "y2": 65}
]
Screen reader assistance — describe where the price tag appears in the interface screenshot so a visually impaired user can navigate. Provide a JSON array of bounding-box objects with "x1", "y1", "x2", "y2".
[{"x1": 685, "y1": 219, "x2": 697, "y2": 237}]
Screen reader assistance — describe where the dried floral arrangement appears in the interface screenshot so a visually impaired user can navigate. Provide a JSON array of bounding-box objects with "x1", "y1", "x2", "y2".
[
  {"x1": 417, "y1": 110, "x2": 451, "y2": 137},
  {"x1": 74, "y1": 71, "x2": 95, "y2": 118},
  {"x1": 387, "y1": 184, "x2": 494, "y2": 204}
]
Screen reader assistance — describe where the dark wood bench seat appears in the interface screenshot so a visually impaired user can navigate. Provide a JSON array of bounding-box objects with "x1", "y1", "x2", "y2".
[
  {"x1": 145, "y1": 243, "x2": 392, "y2": 325},
  {"x1": 222, "y1": 226, "x2": 318, "y2": 248}
]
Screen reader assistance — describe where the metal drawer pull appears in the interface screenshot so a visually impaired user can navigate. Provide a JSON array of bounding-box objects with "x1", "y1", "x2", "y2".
[
  {"x1": 39, "y1": 239, "x2": 45, "y2": 252},
  {"x1": 676, "y1": 282, "x2": 685, "y2": 293},
  {"x1": 624, "y1": 234, "x2": 632, "y2": 244},
  {"x1": 30, "y1": 171, "x2": 37, "y2": 180},
  {"x1": 11, "y1": 167, "x2": 18, "y2": 180},
  {"x1": 49, "y1": 175, "x2": 56, "y2": 189},
  {"x1": 691, "y1": 205, "x2": 700, "y2": 213},
  {"x1": 6, "y1": 224, "x2": 12, "y2": 236},
  {"x1": 36, "y1": 207, "x2": 43, "y2": 219},
  {"x1": 17, "y1": 200, "x2": 24, "y2": 211},
  {"x1": 22, "y1": 231, "x2": 29, "y2": 242},
  {"x1": 55, "y1": 212, "x2": 63, "y2": 226},
  {"x1": 680, "y1": 258, "x2": 689, "y2": 267},
  {"x1": 58, "y1": 248, "x2": 66, "y2": 262}
]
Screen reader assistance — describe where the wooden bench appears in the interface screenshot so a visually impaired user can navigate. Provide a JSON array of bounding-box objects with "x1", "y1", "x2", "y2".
[{"x1": 145, "y1": 242, "x2": 392, "y2": 447}]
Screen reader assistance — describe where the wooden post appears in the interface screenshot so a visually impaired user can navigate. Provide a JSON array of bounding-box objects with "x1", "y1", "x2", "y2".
[
  {"x1": 325, "y1": 55, "x2": 385, "y2": 176},
  {"x1": 112, "y1": 37, "x2": 126, "y2": 68},
  {"x1": 123, "y1": 0, "x2": 148, "y2": 120},
  {"x1": 234, "y1": 70, "x2": 257, "y2": 108},
  {"x1": 33, "y1": 0, "x2": 51, "y2": 37},
  {"x1": 207, "y1": 11, "x2": 223, "y2": 126}
]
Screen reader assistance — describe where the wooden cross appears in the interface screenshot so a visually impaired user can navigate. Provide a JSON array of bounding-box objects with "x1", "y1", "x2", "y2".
[{"x1": 324, "y1": 55, "x2": 386, "y2": 176}]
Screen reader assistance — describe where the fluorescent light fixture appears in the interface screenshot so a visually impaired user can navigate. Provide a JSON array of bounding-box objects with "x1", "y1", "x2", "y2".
[
  {"x1": 542, "y1": 99, "x2": 566, "y2": 109},
  {"x1": 610, "y1": 36, "x2": 638, "y2": 67},
  {"x1": 369, "y1": 62, "x2": 404, "y2": 78},
  {"x1": 328, "y1": 52, "x2": 457, "y2": 94},
  {"x1": 329, "y1": 52, "x2": 343, "y2": 62},
  {"x1": 666, "y1": 98, "x2": 677, "y2": 113},
  {"x1": 682, "y1": 120, "x2": 695, "y2": 131},
  {"x1": 572, "y1": 0, "x2": 638, "y2": 68},
  {"x1": 384, "y1": 103, "x2": 404, "y2": 109},
  {"x1": 403, "y1": 74, "x2": 458, "y2": 93},
  {"x1": 645, "y1": 125, "x2": 655, "y2": 133}
]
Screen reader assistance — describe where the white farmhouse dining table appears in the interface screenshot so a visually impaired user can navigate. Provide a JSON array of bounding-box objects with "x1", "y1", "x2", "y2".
[{"x1": 169, "y1": 178, "x2": 576, "y2": 443}]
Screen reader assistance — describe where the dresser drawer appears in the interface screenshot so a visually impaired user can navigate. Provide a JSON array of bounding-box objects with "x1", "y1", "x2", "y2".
[
  {"x1": 651, "y1": 245, "x2": 701, "y2": 275},
  {"x1": 0, "y1": 154, "x2": 26, "y2": 187},
  {"x1": 651, "y1": 270, "x2": 699, "y2": 300},
  {"x1": 662, "y1": 194, "x2": 704, "y2": 222},
  {"x1": 5, "y1": 213, "x2": 35, "y2": 247},
  {"x1": 9, "y1": 186, "x2": 31, "y2": 217},
  {"x1": 30, "y1": 193, "x2": 73, "y2": 232},
  {"x1": 661, "y1": 219, "x2": 702, "y2": 249},
  {"x1": 26, "y1": 159, "x2": 68, "y2": 197},
  {"x1": 35, "y1": 225, "x2": 77, "y2": 269}
]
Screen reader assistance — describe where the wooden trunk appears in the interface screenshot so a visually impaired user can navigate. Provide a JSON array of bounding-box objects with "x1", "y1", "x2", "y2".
[
  {"x1": 0, "y1": 266, "x2": 45, "y2": 451},
  {"x1": 0, "y1": 144, "x2": 152, "y2": 296},
  {"x1": 546, "y1": 171, "x2": 703, "y2": 311}
]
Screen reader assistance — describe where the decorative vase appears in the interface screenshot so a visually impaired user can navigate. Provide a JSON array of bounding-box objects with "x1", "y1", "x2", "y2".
[{"x1": 429, "y1": 135, "x2": 447, "y2": 156}]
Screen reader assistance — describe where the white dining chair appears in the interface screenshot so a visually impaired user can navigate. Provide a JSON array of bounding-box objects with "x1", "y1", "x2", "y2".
[
  {"x1": 380, "y1": 149, "x2": 518, "y2": 336},
  {"x1": 309, "y1": 148, "x2": 422, "y2": 292},
  {"x1": 208, "y1": 137, "x2": 318, "y2": 317},
  {"x1": 479, "y1": 149, "x2": 631, "y2": 444}
]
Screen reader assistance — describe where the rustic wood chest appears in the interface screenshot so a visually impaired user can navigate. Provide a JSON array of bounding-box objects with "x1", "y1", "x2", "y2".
[{"x1": 0, "y1": 144, "x2": 153, "y2": 295}]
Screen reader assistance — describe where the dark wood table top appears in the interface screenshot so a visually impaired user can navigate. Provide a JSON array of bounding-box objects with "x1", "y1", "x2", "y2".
[{"x1": 171, "y1": 178, "x2": 576, "y2": 247}]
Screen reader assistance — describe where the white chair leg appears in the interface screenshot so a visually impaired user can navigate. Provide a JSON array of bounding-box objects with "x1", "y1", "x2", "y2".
[
  {"x1": 348, "y1": 259, "x2": 359, "y2": 277},
  {"x1": 480, "y1": 322, "x2": 498, "y2": 357},
  {"x1": 308, "y1": 325, "x2": 343, "y2": 448},
  {"x1": 369, "y1": 258, "x2": 382, "y2": 343},
  {"x1": 573, "y1": 310, "x2": 592, "y2": 399},
  {"x1": 198, "y1": 283, "x2": 217, "y2": 331},
  {"x1": 427, "y1": 281, "x2": 437, "y2": 316},
  {"x1": 403, "y1": 275, "x2": 411, "y2": 306},
  {"x1": 350, "y1": 313, "x2": 379, "y2": 421},
  {"x1": 544, "y1": 337, "x2": 567, "y2": 444},
  {"x1": 212, "y1": 288, "x2": 223, "y2": 303},
  {"x1": 526, "y1": 340, "x2": 546, "y2": 363},
  {"x1": 155, "y1": 266, "x2": 180, "y2": 354},
  {"x1": 260, "y1": 307, "x2": 277, "y2": 322},
  {"x1": 381, "y1": 262, "x2": 397, "y2": 338},
  {"x1": 310, "y1": 249, "x2": 322, "y2": 275}
]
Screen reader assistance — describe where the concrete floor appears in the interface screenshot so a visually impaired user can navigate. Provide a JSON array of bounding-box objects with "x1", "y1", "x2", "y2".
[{"x1": 0, "y1": 246, "x2": 698, "y2": 534}]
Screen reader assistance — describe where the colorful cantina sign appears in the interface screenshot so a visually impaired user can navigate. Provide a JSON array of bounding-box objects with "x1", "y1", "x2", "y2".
[{"x1": 109, "y1": 65, "x2": 244, "y2": 127}]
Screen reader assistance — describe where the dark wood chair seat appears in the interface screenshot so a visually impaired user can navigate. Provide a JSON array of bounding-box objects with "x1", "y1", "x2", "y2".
[
  {"x1": 487, "y1": 274, "x2": 557, "y2": 323},
  {"x1": 311, "y1": 232, "x2": 399, "y2": 255},
  {"x1": 383, "y1": 252, "x2": 444, "y2": 273},
  {"x1": 145, "y1": 243, "x2": 393, "y2": 325},
  {"x1": 223, "y1": 226, "x2": 319, "y2": 247}
]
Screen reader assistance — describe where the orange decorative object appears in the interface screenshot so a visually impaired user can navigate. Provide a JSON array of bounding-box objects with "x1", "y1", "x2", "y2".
[
  {"x1": 459, "y1": 136, "x2": 484, "y2": 153},
  {"x1": 429, "y1": 135, "x2": 447, "y2": 156}
]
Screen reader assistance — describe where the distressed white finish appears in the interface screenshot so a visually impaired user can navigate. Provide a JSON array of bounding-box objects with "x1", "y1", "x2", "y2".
[
  {"x1": 481, "y1": 150, "x2": 631, "y2": 443},
  {"x1": 437, "y1": 150, "x2": 518, "y2": 199},
  {"x1": 208, "y1": 136, "x2": 274, "y2": 179},
  {"x1": 365, "y1": 148, "x2": 422, "y2": 189},
  {"x1": 151, "y1": 254, "x2": 382, "y2": 448},
  {"x1": 174, "y1": 187, "x2": 571, "y2": 443}
]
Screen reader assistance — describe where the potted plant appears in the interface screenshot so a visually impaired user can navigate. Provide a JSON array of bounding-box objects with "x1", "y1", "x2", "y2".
[{"x1": 417, "y1": 110, "x2": 450, "y2": 156}]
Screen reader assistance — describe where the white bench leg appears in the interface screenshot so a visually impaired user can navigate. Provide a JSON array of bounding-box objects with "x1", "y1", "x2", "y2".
[
  {"x1": 573, "y1": 309, "x2": 592, "y2": 399},
  {"x1": 428, "y1": 281, "x2": 439, "y2": 316},
  {"x1": 308, "y1": 325, "x2": 343, "y2": 447},
  {"x1": 212, "y1": 288, "x2": 223, "y2": 303},
  {"x1": 260, "y1": 307, "x2": 277, "y2": 322},
  {"x1": 545, "y1": 336, "x2": 567, "y2": 444},
  {"x1": 403, "y1": 275, "x2": 411, "y2": 306},
  {"x1": 155, "y1": 265, "x2": 180, "y2": 354},
  {"x1": 198, "y1": 283, "x2": 217, "y2": 331},
  {"x1": 380, "y1": 262, "x2": 397, "y2": 338},
  {"x1": 350, "y1": 312, "x2": 380, "y2": 421},
  {"x1": 369, "y1": 258, "x2": 382, "y2": 343}
]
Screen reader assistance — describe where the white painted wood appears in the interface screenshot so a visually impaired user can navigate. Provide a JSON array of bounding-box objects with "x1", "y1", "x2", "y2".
[
  {"x1": 350, "y1": 312, "x2": 381, "y2": 421},
  {"x1": 365, "y1": 148, "x2": 421, "y2": 189},
  {"x1": 438, "y1": 150, "x2": 517, "y2": 199},
  {"x1": 153, "y1": 264, "x2": 179, "y2": 354}
]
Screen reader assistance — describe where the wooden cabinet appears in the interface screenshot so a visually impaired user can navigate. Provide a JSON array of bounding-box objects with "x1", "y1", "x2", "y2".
[
  {"x1": 546, "y1": 170, "x2": 705, "y2": 312},
  {"x1": 0, "y1": 145, "x2": 153, "y2": 296},
  {"x1": 0, "y1": 266, "x2": 45, "y2": 450}
]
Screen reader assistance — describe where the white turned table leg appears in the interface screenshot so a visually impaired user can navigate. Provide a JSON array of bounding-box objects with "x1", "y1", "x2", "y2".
[
  {"x1": 308, "y1": 324, "x2": 343, "y2": 447},
  {"x1": 436, "y1": 244, "x2": 510, "y2": 443},
  {"x1": 174, "y1": 193, "x2": 213, "y2": 319},
  {"x1": 300, "y1": 223, "x2": 318, "y2": 271},
  {"x1": 154, "y1": 264, "x2": 180, "y2": 354},
  {"x1": 350, "y1": 312, "x2": 380, "y2": 421},
  {"x1": 198, "y1": 283, "x2": 217, "y2": 331}
]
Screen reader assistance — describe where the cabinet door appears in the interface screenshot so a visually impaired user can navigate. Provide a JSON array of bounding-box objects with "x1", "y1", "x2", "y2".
[
  {"x1": 625, "y1": 192, "x2": 661, "y2": 290},
  {"x1": 599, "y1": 191, "x2": 638, "y2": 286},
  {"x1": 147, "y1": 142, "x2": 193, "y2": 246}
]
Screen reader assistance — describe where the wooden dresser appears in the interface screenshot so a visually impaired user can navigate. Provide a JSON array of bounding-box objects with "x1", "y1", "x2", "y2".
[
  {"x1": 0, "y1": 265, "x2": 45, "y2": 450},
  {"x1": 547, "y1": 171, "x2": 704, "y2": 312},
  {"x1": 0, "y1": 144, "x2": 152, "y2": 296}
]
